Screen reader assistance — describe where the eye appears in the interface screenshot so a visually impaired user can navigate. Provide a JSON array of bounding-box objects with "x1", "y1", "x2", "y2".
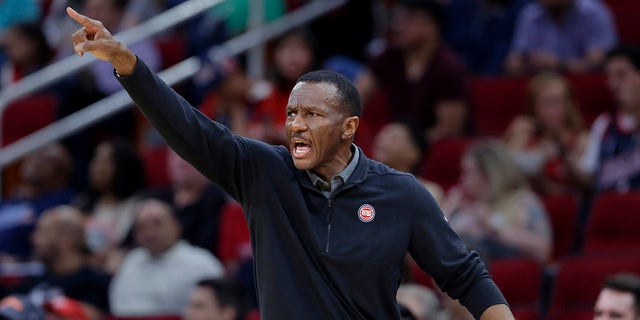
[
  {"x1": 308, "y1": 112, "x2": 318, "y2": 117},
  {"x1": 287, "y1": 110, "x2": 296, "y2": 117}
]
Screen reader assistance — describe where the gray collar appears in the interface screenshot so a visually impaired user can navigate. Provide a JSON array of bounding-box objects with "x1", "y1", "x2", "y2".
[{"x1": 306, "y1": 145, "x2": 359, "y2": 192}]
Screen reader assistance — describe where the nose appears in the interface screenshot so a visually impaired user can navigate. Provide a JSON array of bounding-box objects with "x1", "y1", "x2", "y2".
[{"x1": 288, "y1": 114, "x2": 307, "y2": 132}]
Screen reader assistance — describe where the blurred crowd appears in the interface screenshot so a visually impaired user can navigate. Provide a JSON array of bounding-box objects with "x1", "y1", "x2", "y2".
[{"x1": 1, "y1": 0, "x2": 640, "y2": 319}]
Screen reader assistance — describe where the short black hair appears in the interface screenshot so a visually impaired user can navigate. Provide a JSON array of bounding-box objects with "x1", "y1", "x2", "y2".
[
  {"x1": 606, "y1": 45, "x2": 640, "y2": 71},
  {"x1": 197, "y1": 279, "x2": 248, "y2": 320},
  {"x1": 602, "y1": 273, "x2": 640, "y2": 315},
  {"x1": 397, "y1": 0, "x2": 447, "y2": 30},
  {"x1": 109, "y1": 138, "x2": 146, "y2": 200},
  {"x1": 297, "y1": 70, "x2": 361, "y2": 117}
]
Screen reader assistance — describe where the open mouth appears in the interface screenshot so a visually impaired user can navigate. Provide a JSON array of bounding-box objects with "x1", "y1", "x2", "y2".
[{"x1": 292, "y1": 141, "x2": 311, "y2": 158}]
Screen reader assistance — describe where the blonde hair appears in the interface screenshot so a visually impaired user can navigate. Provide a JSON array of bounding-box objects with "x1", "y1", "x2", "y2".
[
  {"x1": 527, "y1": 72, "x2": 584, "y2": 132},
  {"x1": 466, "y1": 140, "x2": 529, "y2": 203}
]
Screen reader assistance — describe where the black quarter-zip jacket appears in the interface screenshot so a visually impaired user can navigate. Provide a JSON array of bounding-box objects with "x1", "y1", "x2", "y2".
[{"x1": 117, "y1": 59, "x2": 507, "y2": 319}]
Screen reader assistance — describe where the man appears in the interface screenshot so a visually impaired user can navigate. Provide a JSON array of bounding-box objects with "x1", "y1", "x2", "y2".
[
  {"x1": 183, "y1": 279, "x2": 248, "y2": 320},
  {"x1": 579, "y1": 45, "x2": 640, "y2": 192},
  {"x1": 506, "y1": 0, "x2": 617, "y2": 74},
  {"x1": 396, "y1": 284, "x2": 441, "y2": 320},
  {"x1": 10, "y1": 206, "x2": 110, "y2": 317},
  {"x1": 66, "y1": 7, "x2": 514, "y2": 319},
  {"x1": 0, "y1": 143, "x2": 76, "y2": 259},
  {"x1": 356, "y1": 0, "x2": 470, "y2": 142},
  {"x1": 109, "y1": 199, "x2": 224, "y2": 316},
  {"x1": 594, "y1": 273, "x2": 640, "y2": 320}
]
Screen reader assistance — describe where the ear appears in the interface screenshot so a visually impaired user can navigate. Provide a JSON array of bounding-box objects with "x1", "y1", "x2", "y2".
[{"x1": 342, "y1": 116, "x2": 359, "y2": 140}]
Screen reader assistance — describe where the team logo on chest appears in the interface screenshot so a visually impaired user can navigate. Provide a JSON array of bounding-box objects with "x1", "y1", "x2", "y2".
[{"x1": 357, "y1": 204, "x2": 376, "y2": 223}]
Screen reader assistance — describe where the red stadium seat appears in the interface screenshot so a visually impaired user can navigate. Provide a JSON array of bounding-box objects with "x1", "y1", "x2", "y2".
[
  {"x1": 567, "y1": 73, "x2": 613, "y2": 126},
  {"x1": 244, "y1": 309, "x2": 261, "y2": 320},
  {"x1": 548, "y1": 253, "x2": 640, "y2": 320},
  {"x1": 469, "y1": 76, "x2": 528, "y2": 137},
  {"x1": 606, "y1": 0, "x2": 640, "y2": 47},
  {"x1": 541, "y1": 195, "x2": 580, "y2": 260},
  {"x1": 142, "y1": 145, "x2": 170, "y2": 188},
  {"x1": 420, "y1": 138, "x2": 474, "y2": 191},
  {"x1": 584, "y1": 192, "x2": 640, "y2": 254},
  {"x1": 1, "y1": 93, "x2": 57, "y2": 146},
  {"x1": 490, "y1": 258, "x2": 542, "y2": 318},
  {"x1": 105, "y1": 316, "x2": 181, "y2": 320}
]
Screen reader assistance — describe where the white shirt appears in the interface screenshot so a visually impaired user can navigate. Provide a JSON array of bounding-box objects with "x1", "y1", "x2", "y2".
[{"x1": 109, "y1": 241, "x2": 224, "y2": 316}]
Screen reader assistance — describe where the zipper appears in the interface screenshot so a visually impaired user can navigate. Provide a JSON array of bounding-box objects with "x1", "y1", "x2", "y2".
[{"x1": 325, "y1": 198, "x2": 333, "y2": 252}]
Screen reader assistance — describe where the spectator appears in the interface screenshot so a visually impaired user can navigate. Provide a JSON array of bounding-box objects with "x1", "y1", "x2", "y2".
[
  {"x1": 396, "y1": 284, "x2": 441, "y2": 320},
  {"x1": 79, "y1": 139, "x2": 145, "y2": 271},
  {"x1": 109, "y1": 199, "x2": 224, "y2": 316},
  {"x1": 206, "y1": 0, "x2": 286, "y2": 36},
  {"x1": 216, "y1": 201, "x2": 251, "y2": 275},
  {"x1": 0, "y1": 143, "x2": 76, "y2": 260},
  {"x1": 10, "y1": 206, "x2": 111, "y2": 316},
  {"x1": 0, "y1": 23, "x2": 54, "y2": 89},
  {"x1": 183, "y1": 278, "x2": 249, "y2": 320},
  {"x1": 0, "y1": 0, "x2": 40, "y2": 36},
  {"x1": 594, "y1": 273, "x2": 640, "y2": 320},
  {"x1": 372, "y1": 120, "x2": 444, "y2": 204},
  {"x1": 147, "y1": 149, "x2": 229, "y2": 256},
  {"x1": 504, "y1": 72, "x2": 589, "y2": 195},
  {"x1": 505, "y1": 0, "x2": 617, "y2": 75},
  {"x1": 441, "y1": 140, "x2": 552, "y2": 263},
  {"x1": 248, "y1": 28, "x2": 318, "y2": 145},
  {"x1": 356, "y1": 0, "x2": 471, "y2": 142},
  {"x1": 579, "y1": 45, "x2": 640, "y2": 192},
  {"x1": 445, "y1": 0, "x2": 531, "y2": 75}
]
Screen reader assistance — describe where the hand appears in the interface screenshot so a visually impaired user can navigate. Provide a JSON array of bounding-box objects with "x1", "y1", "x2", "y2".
[{"x1": 67, "y1": 7, "x2": 137, "y2": 75}]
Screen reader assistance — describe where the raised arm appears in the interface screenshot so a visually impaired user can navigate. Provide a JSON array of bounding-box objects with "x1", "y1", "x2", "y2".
[{"x1": 66, "y1": 7, "x2": 266, "y2": 203}]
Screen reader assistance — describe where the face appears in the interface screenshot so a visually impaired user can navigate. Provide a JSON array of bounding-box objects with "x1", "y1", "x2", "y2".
[
  {"x1": 21, "y1": 145, "x2": 67, "y2": 186},
  {"x1": 84, "y1": 0, "x2": 122, "y2": 30},
  {"x1": 2, "y1": 28, "x2": 37, "y2": 67},
  {"x1": 183, "y1": 287, "x2": 234, "y2": 320},
  {"x1": 167, "y1": 150, "x2": 207, "y2": 186},
  {"x1": 274, "y1": 34, "x2": 314, "y2": 83},
  {"x1": 391, "y1": 7, "x2": 436, "y2": 49},
  {"x1": 460, "y1": 154, "x2": 489, "y2": 200},
  {"x1": 372, "y1": 123, "x2": 420, "y2": 171},
  {"x1": 32, "y1": 213, "x2": 59, "y2": 264},
  {"x1": 89, "y1": 143, "x2": 115, "y2": 193},
  {"x1": 594, "y1": 288, "x2": 639, "y2": 320},
  {"x1": 134, "y1": 201, "x2": 180, "y2": 256},
  {"x1": 286, "y1": 82, "x2": 354, "y2": 178},
  {"x1": 534, "y1": 80, "x2": 570, "y2": 131},
  {"x1": 606, "y1": 57, "x2": 640, "y2": 112}
]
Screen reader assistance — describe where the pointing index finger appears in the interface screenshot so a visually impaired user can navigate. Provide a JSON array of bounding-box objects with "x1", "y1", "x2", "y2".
[{"x1": 66, "y1": 7, "x2": 101, "y2": 31}]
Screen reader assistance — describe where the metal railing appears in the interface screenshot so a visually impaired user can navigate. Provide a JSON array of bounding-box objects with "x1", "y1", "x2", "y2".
[{"x1": 0, "y1": 0, "x2": 346, "y2": 170}]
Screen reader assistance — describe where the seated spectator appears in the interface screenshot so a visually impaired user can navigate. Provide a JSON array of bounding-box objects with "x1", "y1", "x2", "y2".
[
  {"x1": 594, "y1": 273, "x2": 640, "y2": 320},
  {"x1": 0, "y1": 23, "x2": 54, "y2": 89},
  {"x1": 0, "y1": 0, "x2": 40, "y2": 36},
  {"x1": 441, "y1": 141, "x2": 552, "y2": 263},
  {"x1": 109, "y1": 199, "x2": 224, "y2": 317},
  {"x1": 9, "y1": 206, "x2": 111, "y2": 316},
  {"x1": 205, "y1": 0, "x2": 286, "y2": 37},
  {"x1": 356, "y1": 0, "x2": 471, "y2": 142},
  {"x1": 372, "y1": 120, "x2": 444, "y2": 204},
  {"x1": 248, "y1": 28, "x2": 318, "y2": 145},
  {"x1": 0, "y1": 143, "x2": 76, "y2": 260},
  {"x1": 77, "y1": 139, "x2": 145, "y2": 271},
  {"x1": 445, "y1": 0, "x2": 531, "y2": 75},
  {"x1": 580, "y1": 45, "x2": 640, "y2": 192},
  {"x1": 504, "y1": 72, "x2": 589, "y2": 195},
  {"x1": 197, "y1": 59, "x2": 252, "y2": 137},
  {"x1": 505, "y1": 0, "x2": 617, "y2": 75},
  {"x1": 396, "y1": 284, "x2": 441, "y2": 320},
  {"x1": 183, "y1": 278, "x2": 249, "y2": 320},
  {"x1": 147, "y1": 149, "x2": 229, "y2": 256}
]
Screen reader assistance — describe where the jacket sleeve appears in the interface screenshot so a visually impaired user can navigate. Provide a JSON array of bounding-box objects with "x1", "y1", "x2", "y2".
[
  {"x1": 116, "y1": 58, "x2": 270, "y2": 203},
  {"x1": 407, "y1": 186, "x2": 507, "y2": 318}
]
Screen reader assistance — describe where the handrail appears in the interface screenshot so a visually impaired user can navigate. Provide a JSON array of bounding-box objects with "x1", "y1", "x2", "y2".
[
  {"x1": 0, "y1": 0, "x2": 347, "y2": 169},
  {"x1": 0, "y1": 0, "x2": 225, "y2": 122}
]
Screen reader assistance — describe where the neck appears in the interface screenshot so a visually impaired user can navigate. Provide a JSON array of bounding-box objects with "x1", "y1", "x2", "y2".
[
  {"x1": 404, "y1": 40, "x2": 437, "y2": 80},
  {"x1": 50, "y1": 253, "x2": 84, "y2": 275},
  {"x1": 313, "y1": 146, "x2": 354, "y2": 182}
]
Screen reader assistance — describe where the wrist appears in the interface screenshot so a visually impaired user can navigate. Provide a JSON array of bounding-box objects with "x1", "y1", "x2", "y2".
[{"x1": 110, "y1": 45, "x2": 137, "y2": 76}]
